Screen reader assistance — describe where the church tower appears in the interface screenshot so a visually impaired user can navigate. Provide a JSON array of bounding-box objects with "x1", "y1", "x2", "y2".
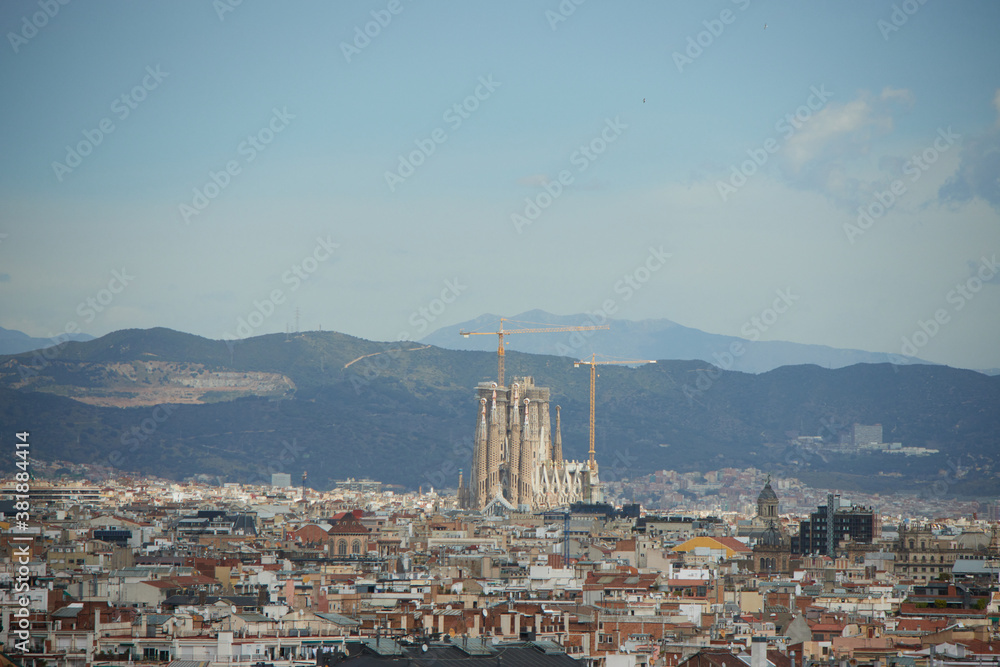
[{"x1": 757, "y1": 476, "x2": 779, "y2": 520}]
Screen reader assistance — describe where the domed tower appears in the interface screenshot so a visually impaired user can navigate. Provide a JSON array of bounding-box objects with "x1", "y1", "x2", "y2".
[
  {"x1": 757, "y1": 476, "x2": 779, "y2": 520},
  {"x1": 753, "y1": 520, "x2": 790, "y2": 575}
]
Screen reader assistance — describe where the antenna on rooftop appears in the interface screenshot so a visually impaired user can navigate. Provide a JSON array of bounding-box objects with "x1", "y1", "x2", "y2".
[{"x1": 564, "y1": 511, "x2": 570, "y2": 564}]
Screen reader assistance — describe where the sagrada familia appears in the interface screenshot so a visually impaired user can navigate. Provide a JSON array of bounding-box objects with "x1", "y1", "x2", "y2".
[{"x1": 457, "y1": 376, "x2": 601, "y2": 513}]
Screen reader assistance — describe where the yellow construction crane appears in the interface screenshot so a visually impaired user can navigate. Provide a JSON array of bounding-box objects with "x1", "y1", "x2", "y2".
[
  {"x1": 460, "y1": 317, "x2": 610, "y2": 387},
  {"x1": 574, "y1": 353, "x2": 656, "y2": 469}
]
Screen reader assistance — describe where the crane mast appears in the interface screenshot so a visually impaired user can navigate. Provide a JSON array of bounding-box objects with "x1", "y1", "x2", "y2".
[{"x1": 574, "y1": 354, "x2": 656, "y2": 469}]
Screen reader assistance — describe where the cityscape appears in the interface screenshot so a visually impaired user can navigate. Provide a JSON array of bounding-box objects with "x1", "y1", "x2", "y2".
[
  {"x1": 3, "y1": 2, "x2": 1000, "y2": 667},
  {"x1": 4, "y1": 463, "x2": 1000, "y2": 667},
  {"x1": 0, "y1": 347, "x2": 997, "y2": 667}
]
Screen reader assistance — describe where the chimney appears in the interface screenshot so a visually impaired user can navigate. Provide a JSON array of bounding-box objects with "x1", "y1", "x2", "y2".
[{"x1": 751, "y1": 637, "x2": 767, "y2": 667}]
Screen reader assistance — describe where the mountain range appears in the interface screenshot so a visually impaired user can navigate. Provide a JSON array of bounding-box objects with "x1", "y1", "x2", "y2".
[
  {"x1": 1, "y1": 326, "x2": 998, "y2": 499},
  {"x1": 421, "y1": 310, "x2": 940, "y2": 374},
  {"x1": 0, "y1": 326, "x2": 93, "y2": 356},
  {"x1": 0, "y1": 312, "x2": 956, "y2": 374}
]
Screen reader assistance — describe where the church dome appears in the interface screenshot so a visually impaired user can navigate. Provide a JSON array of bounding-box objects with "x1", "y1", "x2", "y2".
[
  {"x1": 956, "y1": 531, "x2": 989, "y2": 552},
  {"x1": 757, "y1": 481, "x2": 778, "y2": 503},
  {"x1": 760, "y1": 523, "x2": 783, "y2": 547}
]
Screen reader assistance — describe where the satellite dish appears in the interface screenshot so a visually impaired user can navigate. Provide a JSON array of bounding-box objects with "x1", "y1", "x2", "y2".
[
  {"x1": 422, "y1": 644, "x2": 428, "y2": 652},
  {"x1": 483, "y1": 609, "x2": 488, "y2": 617}
]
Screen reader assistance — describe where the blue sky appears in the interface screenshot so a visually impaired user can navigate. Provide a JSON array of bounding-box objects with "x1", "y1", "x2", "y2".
[{"x1": 1, "y1": 1, "x2": 999, "y2": 369}]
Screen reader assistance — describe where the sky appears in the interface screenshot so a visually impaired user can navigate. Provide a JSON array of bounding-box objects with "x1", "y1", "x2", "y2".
[{"x1": 1, "y1": 1, "x2": 999, "y2": 370}]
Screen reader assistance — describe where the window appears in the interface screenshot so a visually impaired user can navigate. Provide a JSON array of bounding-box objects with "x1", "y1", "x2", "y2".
[
  {"x1": 352, "y1": 539, "x2": 361, "y2": 554},
  {"x1": 338, "y1": 540, "x2": 347, "y2": 555}
]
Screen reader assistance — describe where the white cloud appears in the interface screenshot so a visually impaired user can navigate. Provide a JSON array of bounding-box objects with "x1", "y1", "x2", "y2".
[
  {"x1": 773, "y1": 89, "x2": 919, "y2": 208},
  {"x1": 782, "y1": 98, "x2": 878, "y2": 173},
  {"x1": 881, "y1": 86, "x2": 915, "y2": 107},
  {"x1": 939, "y1": 131, "x2": 1000, "y2": 210}
]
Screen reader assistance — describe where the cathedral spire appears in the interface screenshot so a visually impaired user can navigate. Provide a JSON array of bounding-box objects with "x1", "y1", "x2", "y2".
[
  {"x1": 486, "y1": 383, "x2": 502, "y2": 500},
  {"x1": 508, "y1": 383, "x2": 521, "y2": 507},
  {"x1": 519, "y1": 397, "x2": 533, "y2": 508},
  {"x1": 553, "y1": 405, "x2": 563, "y2": 462},
  {"x1": 474, "y1": 397, "x2": 488, "y2": 508}
]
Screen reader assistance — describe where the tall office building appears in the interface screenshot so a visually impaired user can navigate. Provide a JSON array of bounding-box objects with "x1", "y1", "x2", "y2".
[{"x1": 792, "y1": 493, "x2": 878, "y2": 555}]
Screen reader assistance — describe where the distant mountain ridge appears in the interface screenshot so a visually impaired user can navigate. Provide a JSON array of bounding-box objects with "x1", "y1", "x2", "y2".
[
  {"x1": 1, "y1": 326, "x2": 999, "y2": 499},
  {"x1": 422, "y1": 310, "x2": 938, "y2": 374},
  {"x1": 0, "y1": 326, "x2": 94, "y2": 356}
]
